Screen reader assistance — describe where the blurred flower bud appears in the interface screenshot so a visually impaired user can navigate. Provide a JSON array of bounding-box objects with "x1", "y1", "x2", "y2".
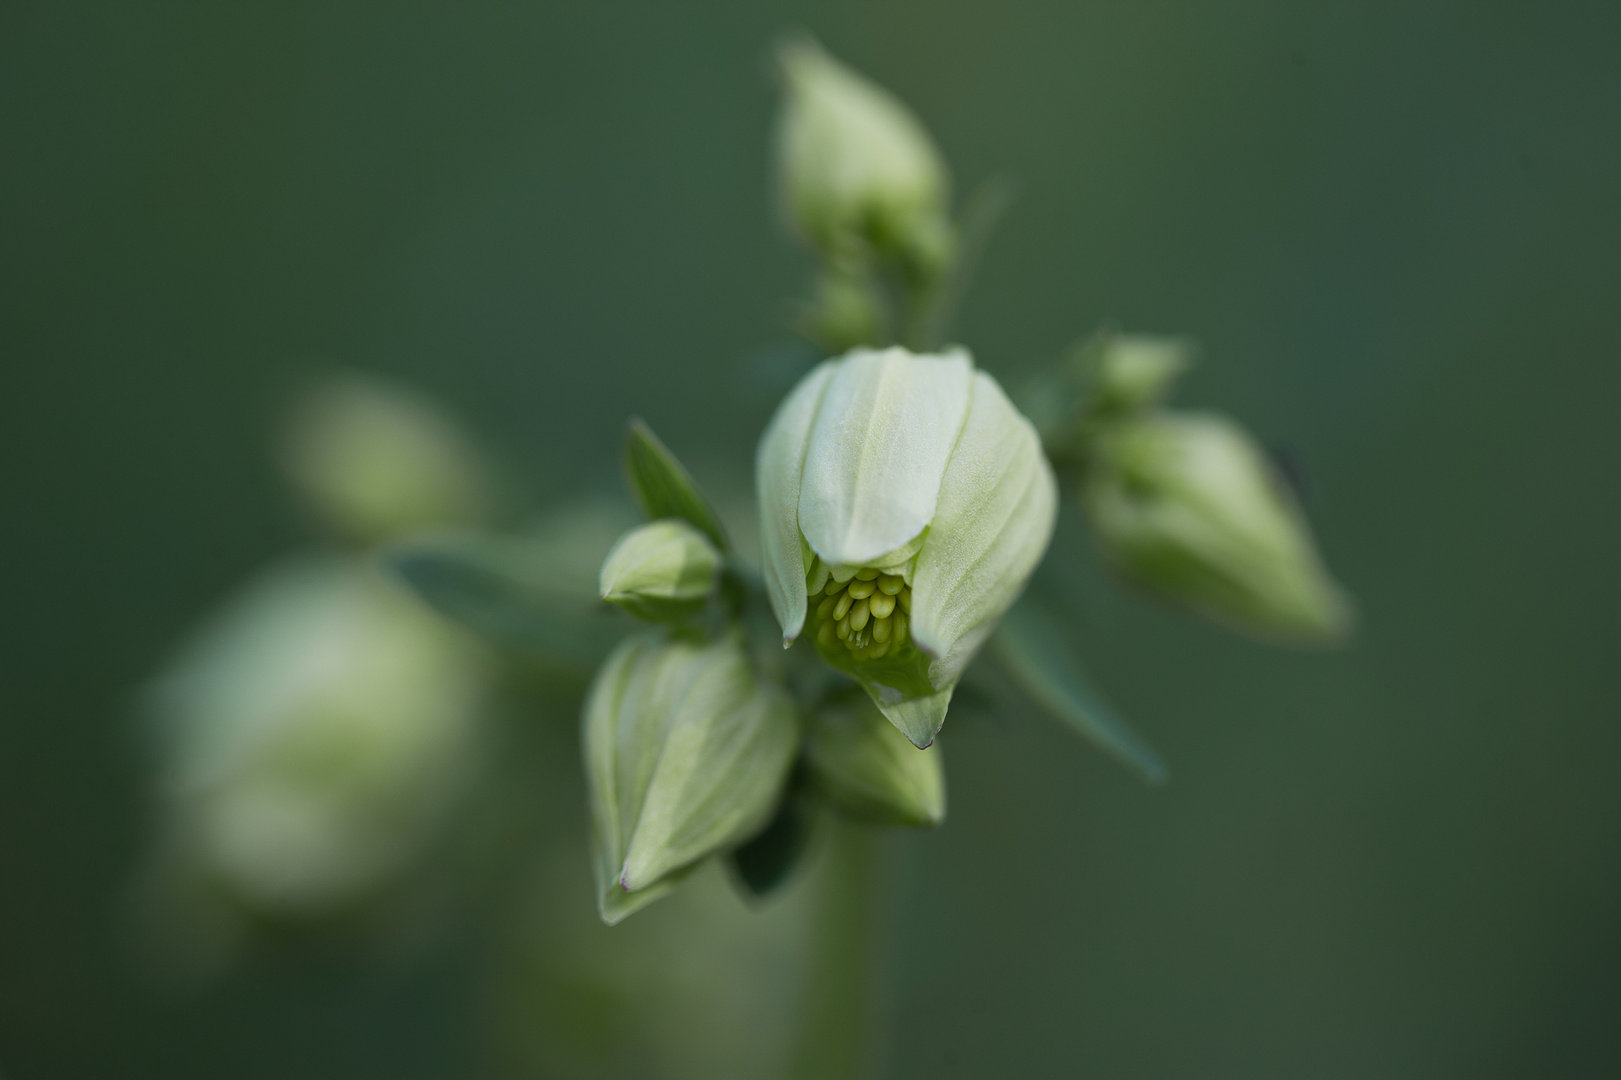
[
  {"x1": 146, "y1": 555, "x2": 486, "y2": 920},
  {"x1": 1081, "y1": 413, "x2": 1352, "y2": 643},
  {"x1": 598, "y1": 519, "x2": 721, "y2": 622},
  {"x1": 583, "y1": 634, "x2": 799, "y2": 924},
  {"x1": 808, "y1": 698, "x2": 944, "y2": 826},
  {"x1": 1088, "y1": 334, "x2": 1193, "y2": 415},
  {"x1": 757, "y1": 345, "x2": 1057, "y2": 748},
  {"x1": 797, "y1": 265, "x2": 885, "y2": 352},
  {"x1": 776, "y1": 36, "x2": 954, "y2": 285},
  {"x1": 280, "y1": 374, "x2": 491, "y2": 544}
]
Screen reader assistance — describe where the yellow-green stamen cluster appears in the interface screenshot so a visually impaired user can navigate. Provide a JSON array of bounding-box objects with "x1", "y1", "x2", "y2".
[{"x1": 810, "y1": 569, "x2": 912, "y2": 661}]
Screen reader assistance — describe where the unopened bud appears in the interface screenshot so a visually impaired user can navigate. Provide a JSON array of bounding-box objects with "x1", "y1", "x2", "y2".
[
  {"x1": 1081, "y1": 413, "x2": 1352, "y2": 643},
  {"x1": 808, "y1": 698, "x2": 944, "y2": 826},
  {"x1": 598, "y1": 519, "x2": 720, "y2": 622},
  {"x1": 776, "y1": 36, "x2": 954, "y2": 284},
  {"x1": 147, "y1": 556, "x2": 485, "y2": 918},
  {"x1": 583, "y1": 634, "x2": 799, "y2": 924},
  {"x1": 797, "y1": 266, "x2": 885, "y2": 352},
  {"x1": 280, "y1": 375, "x2": 490, "y2": 544},
  {"x1": 1088, "y1": 334, "x2": 1192, "y2": 415}
]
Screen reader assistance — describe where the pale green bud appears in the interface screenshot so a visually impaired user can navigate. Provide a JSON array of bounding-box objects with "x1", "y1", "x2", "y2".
[
  {"x1": 1089, "y1": 334, "x2": 1193, "y2": 415},
  {"x1": 1081, "y1": 413, "x2": 1352, "y2": 643},
  {"x1": 598, "y1": 519, "x2": 720, "y2": 622},
  {"x1": 280, "y1": 375, "x2": 490, "y2": 544},
  {"x1": 797, "y1": 265, "x2": 885, "y2": 352},
  {"x1": 757, "y1": 346, "x2": 1057, "y2": 748},
  {"x1": 808, "y1": 698, "x2": 944, "y2": 827},
  {"x1": 776, "y1": 37, "x2": 954, "y2": 283},
  {"x1": 147, "y1": 556, "x2": 485, "y2": 917},
  {"x1": 583, "y1": 634, "x2": 799, "y2": 924}
]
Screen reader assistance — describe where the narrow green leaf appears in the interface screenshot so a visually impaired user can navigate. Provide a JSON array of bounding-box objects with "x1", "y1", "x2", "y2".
[
  {"x1": 917, "y1": 173, "x2": 1018, "y2": 350},
  {"x1": 990, "y1": 597, "x2": 1167, "y2": 785},
  {"x1": 622, "y1": 418, "x2": 730, "y2": 551},
  {"x1": 381, "y1": 532, "x2": 621, "y2": 666}
]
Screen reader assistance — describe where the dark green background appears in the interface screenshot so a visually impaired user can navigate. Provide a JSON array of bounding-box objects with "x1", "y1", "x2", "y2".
[{"x1": 5, "y1": 3, "x2": 1619, "y2": 1077}]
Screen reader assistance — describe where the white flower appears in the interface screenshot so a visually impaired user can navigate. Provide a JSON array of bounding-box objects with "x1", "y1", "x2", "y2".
[{"x1": 757, "y1": 346, "x2": 1057, "y2": 747}]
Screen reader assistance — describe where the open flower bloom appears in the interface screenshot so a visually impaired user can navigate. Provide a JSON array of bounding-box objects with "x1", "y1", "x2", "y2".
[{"x1": 758, "y1": 346, "x2": 1057, "y2": 747}]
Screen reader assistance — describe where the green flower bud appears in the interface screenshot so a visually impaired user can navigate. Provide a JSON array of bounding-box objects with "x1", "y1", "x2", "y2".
[
  {"x1": 776, "y1": 37, "x2": 954, "y2": 284},
  {"x1": 808, "y1": 698, "x2": 944, "y2": 827},
  {"x1": 147, "y1": 556, "x2": 486, "y2": 918},
  {"x1": 280, "y1": 374, "x2": 491, "y2": 544},
  {"x1": 757, "y1": 346, "x2": 1057, "y2": 748},
  {"x1": 583, "y1": 634, "x2": 799, "y2": 924},
  {"x1": 797, "y1": 265, "x2": 886, "y2": 352},
  {"x1": 1089, "y1": 334, "x2": 1193, "y2": 415},
  {"x1": 598, "y1": 519, "x2": 721, "y2": 622},
  {"x1": 1081, "y1": 412, "x2": 1352, "y2": 643}
]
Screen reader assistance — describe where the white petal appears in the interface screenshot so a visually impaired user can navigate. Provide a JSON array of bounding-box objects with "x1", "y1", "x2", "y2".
[
  {"x1": 798, "y1": 347, "x2": 972, "y2": 567},
  {"x1": 756, "y1": 361, "x2": 838, "y2": 644},
  {"x1": 909, "y1": 370, "x2": 1058, "y2": 664}
]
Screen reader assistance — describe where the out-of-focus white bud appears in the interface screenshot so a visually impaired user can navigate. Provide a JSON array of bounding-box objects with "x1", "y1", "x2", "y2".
[
  {"x1": 1081, "y1": 413, "x2": 1352, "y2": 643},
  {"x1": 598, "y1": 519, "x2": 721, "y2": 622},
  {"x1": 583, "y1": 634, "x2": 799, "y2": 924},
  {"x1": 1088, "y1": 334, "x2": 1193, "y2": 415},
  {"x1": 776, "y1": 37, "x2": 954, "y2": 283},
  {"x1": 280, "y1": 374, "x2": 491, "y2": 544},
  {"x1": 757, "y1": 346, "x2": 1057, "y2": 748},
  {"x1": 147, "y1": 556, "x2": 485, "y2": 919},
  {"x1": 808, "y1": 698, "x2": 944, "y2": 827}
]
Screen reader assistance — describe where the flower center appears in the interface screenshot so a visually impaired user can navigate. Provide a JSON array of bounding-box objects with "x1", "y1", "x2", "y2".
[{"x1": 807, "y1": 568, "x2": 911, "y2": 661}]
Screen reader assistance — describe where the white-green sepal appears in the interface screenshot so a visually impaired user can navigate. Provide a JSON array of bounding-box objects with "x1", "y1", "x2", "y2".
[
  {"x1": 582, "y1": 634, "x2": 799, "y2": 923},
  {"x1": 1082, "y1": 412, "x2": 1352, "y2": 644},
  {"x1": 598, "y1": 519, "x2": 720, "y2": 622},
  {"x1": 809, "y1": 699, "x2": 945, "y2": 826}
]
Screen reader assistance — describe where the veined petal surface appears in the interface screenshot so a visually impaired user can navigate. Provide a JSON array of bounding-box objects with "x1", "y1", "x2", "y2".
[
  {"x1": 582, "y1": 634, "x2": 798, "y2": 920},
  {"x1": 798, "y1": 347, "x2": 972, "y2": 568},
  {"x1": 909, "y1": 370, "x2": 1057, "y2": 664},
  {"x1": 756, "y1": 361, "x2": 837, "y2": 644}
]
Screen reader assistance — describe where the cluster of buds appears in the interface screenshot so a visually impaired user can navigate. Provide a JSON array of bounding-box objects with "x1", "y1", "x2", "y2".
[
  {"x1": 1050, "y1": 334, "x2": 1353, "y2": 643},
  {"x1": 349, "y1": 41, "x2": 1358, "y2": 934},
  {"x1": 776, "y1": 35, "x2": 956, "y2": 350},
  {"x1": 138, "y1": 375, "x2": 507, "y2": 969}
]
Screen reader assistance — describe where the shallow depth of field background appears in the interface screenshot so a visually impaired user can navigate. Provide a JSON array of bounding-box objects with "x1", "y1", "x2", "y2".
[{"x1": 4, "y1": 3, "x2": 1620, "y2": 1077}]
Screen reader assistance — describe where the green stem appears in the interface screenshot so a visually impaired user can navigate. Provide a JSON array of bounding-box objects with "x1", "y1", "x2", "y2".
[{"x1": 791, "y1": 820, "x2": 882, "y2": 1080}]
